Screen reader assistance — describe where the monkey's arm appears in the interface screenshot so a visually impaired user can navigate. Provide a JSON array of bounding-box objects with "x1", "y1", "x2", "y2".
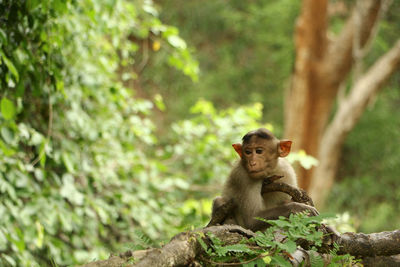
[
  {"x1": 262, "y1": 180, "x2": 314, "y2": 206},
  {"x1": 206, "y1": 196, "x2": 237, "y2": 227}
]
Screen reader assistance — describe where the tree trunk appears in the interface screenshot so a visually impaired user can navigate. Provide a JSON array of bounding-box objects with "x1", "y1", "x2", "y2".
[
  {"x1": 284, "y1": 0, "x2": 398, "y2": 207},
  {"x1": 285, "y1": 0, "x2": 329, "y2": 191}
]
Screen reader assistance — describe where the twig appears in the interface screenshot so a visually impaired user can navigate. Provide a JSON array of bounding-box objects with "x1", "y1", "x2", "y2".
[{"x1": 137, "y1": 38, "x2": 149, "y2": 73}]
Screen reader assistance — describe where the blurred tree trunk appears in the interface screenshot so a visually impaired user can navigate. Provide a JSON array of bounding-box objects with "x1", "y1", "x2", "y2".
[{"x1": 284, "y1": 0, "x2": 400, "y2": 207}]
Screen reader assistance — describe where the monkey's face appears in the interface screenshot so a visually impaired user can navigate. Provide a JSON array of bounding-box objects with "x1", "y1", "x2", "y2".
[{"x1": 241, "y1": 136, "x2": 279, "y2": 179}]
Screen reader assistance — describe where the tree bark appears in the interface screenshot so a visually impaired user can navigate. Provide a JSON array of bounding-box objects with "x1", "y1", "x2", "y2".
[
  {"x1": 285, "y1": 1, "x2": 329, "y2": 191},
  {"x1": 284, "y1": 0, "x2": 397, "y2": 206}
]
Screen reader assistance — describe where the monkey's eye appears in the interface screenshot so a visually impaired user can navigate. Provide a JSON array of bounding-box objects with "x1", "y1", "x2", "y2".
[
  {"x1": 255, "y1": 149, "x2": 263, "y2": 154},
  {"x1": 245, "y1": 150, "x2": 252, "y2": 155}
]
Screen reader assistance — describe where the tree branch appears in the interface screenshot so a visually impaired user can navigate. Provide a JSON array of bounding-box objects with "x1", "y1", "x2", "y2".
[
  {"x1": 324, "y1": 0, "x2": 385, "y2": 87},
  {"x1": 339, "y1": 231, "x2": 400, "y2": 256},
  {"x1": 336, "y1": 38, "x2": 400, "y2": 132},
  {"x1": 310, "y1": 38, "x2": 400, "y2": 205}
]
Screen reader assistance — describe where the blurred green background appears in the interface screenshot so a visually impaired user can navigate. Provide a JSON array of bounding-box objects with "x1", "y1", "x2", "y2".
[{"x1": 0, "y1": 0, "x2": 399, "y2": 265}]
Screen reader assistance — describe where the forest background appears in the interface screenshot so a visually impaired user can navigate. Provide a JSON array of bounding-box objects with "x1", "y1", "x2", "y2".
[{"x1": 0, "y1": 0, "x2": 399, "y2": 266}]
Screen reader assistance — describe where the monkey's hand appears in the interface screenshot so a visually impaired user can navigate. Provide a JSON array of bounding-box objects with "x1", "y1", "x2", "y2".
[{"x1": 274, "y1": 202, "x2": 319, "y2": 217}]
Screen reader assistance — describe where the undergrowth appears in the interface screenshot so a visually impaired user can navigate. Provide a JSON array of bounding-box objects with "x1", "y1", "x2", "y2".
[{"x1": 197, "y1": 213, "x2": 359, "y2": 266}]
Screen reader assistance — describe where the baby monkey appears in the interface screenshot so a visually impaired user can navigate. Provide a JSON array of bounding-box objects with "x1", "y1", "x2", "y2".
[{"x1": 211, "y1": 128, "x2": 318, "y2": 231}]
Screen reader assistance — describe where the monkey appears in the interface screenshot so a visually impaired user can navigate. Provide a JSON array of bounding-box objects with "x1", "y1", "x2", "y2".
[{"x1": 209, "y1": 128, "x2": 318, "y2": 231}]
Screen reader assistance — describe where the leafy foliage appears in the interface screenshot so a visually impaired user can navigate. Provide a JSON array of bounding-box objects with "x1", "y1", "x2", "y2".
[
  {"x1": 0, "y1": 2, "x2": 313, "y2": 264},
  {"x1": 141, "y1": 0, "x2": 301, "y2": 128},
  {"x1": 255, "y1": 213, "x2": 326, "y2": 249},
  {"x1": 197, "y1": 213, "x2": 357, "y2": 266},
  {"x1": 0, "y1": 0, "x2": 197, "y2": 265}
]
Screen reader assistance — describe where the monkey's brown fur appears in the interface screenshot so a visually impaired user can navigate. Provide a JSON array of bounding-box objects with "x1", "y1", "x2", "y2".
[{"x1": 210, "y1": 128, "x2": 317, "y2": 231}]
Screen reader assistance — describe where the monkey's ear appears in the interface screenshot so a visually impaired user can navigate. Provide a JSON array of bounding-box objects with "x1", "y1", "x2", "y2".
[
  {"x1": 232, "y1": 143, "x2": 243, "y2": 158},
  {"x1": 278, "y1": 140, "x2": 292, "y2": 157}
]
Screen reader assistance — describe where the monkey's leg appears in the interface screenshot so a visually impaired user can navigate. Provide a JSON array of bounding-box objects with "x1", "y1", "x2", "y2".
[
  {"x1": 248, "y1": 202, "x2": 319, "y2": 231},
  {"x1": 206, "y1": 197, "x2": 236, "y2": 227}
]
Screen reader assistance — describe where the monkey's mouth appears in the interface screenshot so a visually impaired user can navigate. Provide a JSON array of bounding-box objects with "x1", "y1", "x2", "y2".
[{"x1": 249, "y1": 169, "x2": 263, "y2": 174}]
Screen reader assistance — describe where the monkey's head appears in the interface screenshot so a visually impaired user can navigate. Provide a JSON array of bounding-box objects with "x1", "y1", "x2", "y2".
[{"x1": 232, "y1": 128, "x2": 292, "y2": 179}]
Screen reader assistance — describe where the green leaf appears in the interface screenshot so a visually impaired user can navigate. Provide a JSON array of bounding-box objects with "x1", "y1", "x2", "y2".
[
  {"x1": 278, "y1": 240, "x2": 297, "y2": 253},
  {"x1": 60, "y1": 174, "x2": 84, "y2": 206},
  {"x1": 0, "y1": 52, "x2": 19, "y2": 82},
  {"x1": 53, "y1": 0, "x2": 68, "y2": 13},
  {"x1": 197, "y1": 236, "x2": 211, "y2": 254},
  {"x1": 310, "y1": 253, "x2": 325, "y2": 267},
  {"x1": 27, "y1": 0, "x2": 41, "y2": 11},
  {"x1": 34, "y1": 168, "x2": 45, "y2": 181},
  {"x1": 262, "y1": 254, "x2": 271, "y2": 264},
  {"x1": 143, "y1": 3, "x2": 159, "y2": 16},
  {"x1": 1, "y1": 126, "x2": 14, "y2": 144},
  {"x1": 267, "y1": 219, "x2": 292, "y2": 228},
  {"x1": 2, "y1": 254, "x2": 16, "y2": 266},
  {"x1": 56, "y1": 79, "x2": 64, "y2": 92},
  {"x1": 190, "y1": 99, "x2": 216, "y2": 115},
  {"x1": 0, "y1": 140, "x2": 15, "y2": 156},
  {"x1": 1, "y1": 97, "x2": 16, "y2": 120},
  {"x1": 167, "y1": 35, "x2": 187, "y2": 49},
  {"x1": 154, "y1": 94, "x2": 166, "y2": 111},
  {"x1": 39, "y1": 141, "x2": 47, "y2": 167},
  {"x1": 62, "y1": 153, "x2": 75, "y2": 173},
  {"x1": 0, "y1": 29, "x2": 6, "y2": 44},
  {"x1": 35, "y1": 221, "x2": 44, "y2": 248},
  {"x1": 13, "y1": 228, "x2": 26, "y2": 252},
  {"x1": 221, "y1": 244, "x2": 254, "y2": 254},
  {"x1": 287, "y1": 150, "x2": 319, "y2": 169},
  {"x1": 271, "y1": 255, "x2": 291, "y2": 267}
]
